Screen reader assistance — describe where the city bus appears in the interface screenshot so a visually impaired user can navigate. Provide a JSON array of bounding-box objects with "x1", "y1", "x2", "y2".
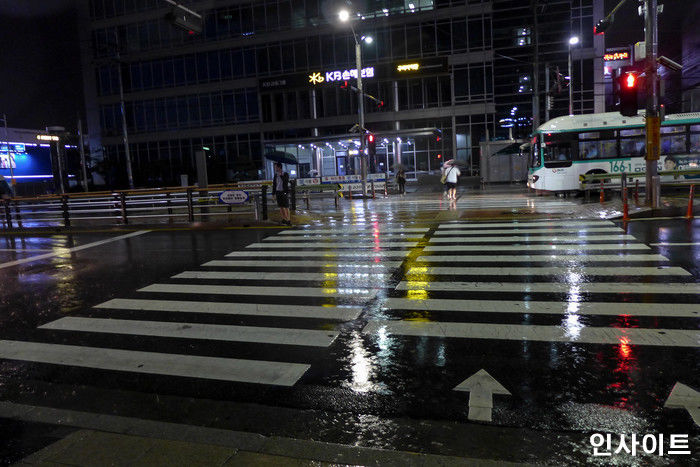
[{"x1": 527, "y1": 111, "x2": 700, "y2": 193}]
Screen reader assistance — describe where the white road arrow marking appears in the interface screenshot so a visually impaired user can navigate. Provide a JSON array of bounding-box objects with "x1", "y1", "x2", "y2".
[
  {"x1": 664, "y1": 382, "x2": 700, "y2": 427},
  {"x1": 453, "y1": 369, "x2": 511, "y2": 422}
]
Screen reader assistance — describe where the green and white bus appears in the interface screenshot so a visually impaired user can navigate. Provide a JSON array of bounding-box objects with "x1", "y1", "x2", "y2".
[{"x1": 527, "y1": 111, "x2": 700, "y2": 192}]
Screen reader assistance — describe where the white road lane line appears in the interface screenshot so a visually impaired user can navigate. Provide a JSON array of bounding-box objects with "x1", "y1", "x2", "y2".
[
  {"x1": 432, "y1": 227, "x2": 622, "y2": 235},
  {"x1": 205, "y1": 260, "x2": 402, "y2": 268},
  {"x1": 139, "y1": 283, "x2": 379, "y2": 298},
  {"x1": 362, "y1": 321, "x2": 699, "y2": 348},
  {"x1": 416, "y1": 254, "x2": 670, "y2": 262},
  {"x1": 263, "y1": 235, "x2": 423, "y2": 241},
  {"x1": 0, "y1": 248, "x2": 54, "y2": 252},
  {"x1": 383, "y1": 298, "x2": 700, "y2": 318},
  {"x1": 650, "y1": 243, "x2": 700, "y2": 246},
  {"x1": 424, "y1": 244, "x2": 651, "y2": 252},
  {"x1": 429, "y1": 235, "x2": 636, "y2": 243},
  {"x1": 0, "y1": 340, "x2": 310, "y2": 386},
  {"x1": 40, "y1": 317, "x2": 338, "y2": 347},
  {"x1": 173, "y1": 271, "x2": 391, "y2": 281},
  {"x1": 246, "y1": 242, "x2": 417, "y2": 248},
  {"x1": 225, "y1": 250, "x2": 410, "y2": 258},
  {"x1": 405, "y1": 266, "x2": 690, "y2": 276},
  {"x1": 94, "y1": 298, "x2": 362, "y2": 321},
  {"x1": 438, "y1": 220, "x2": 615, "y2": 229},
  {"x1": 0, "y1": 231, "x2": 150, "y2": 270},
  {"x1": 396, "y1": 281, "x2": 700, "y2": 294}
]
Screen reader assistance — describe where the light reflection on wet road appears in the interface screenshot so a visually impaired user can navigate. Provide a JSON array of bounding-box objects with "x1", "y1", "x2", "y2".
[{"x1": 0, "y1": 194, "x2": 698, "y2": 464}]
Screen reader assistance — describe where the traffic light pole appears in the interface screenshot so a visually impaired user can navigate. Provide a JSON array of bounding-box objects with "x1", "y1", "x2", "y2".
[
  {"x1": 644, "y1": 0, "x2": 660, "y2": 207},
  {"x1": 355, "y1": 37, "x2": 367, "y2": 197}
]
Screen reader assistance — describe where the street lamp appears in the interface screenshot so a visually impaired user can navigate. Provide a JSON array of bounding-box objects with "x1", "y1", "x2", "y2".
[
  {"x1": 568, "y1": 36, "x2": 579, "y2": 115},
  {"x1": 338, "y1": 9, "x2": 372, "y2": 196}
]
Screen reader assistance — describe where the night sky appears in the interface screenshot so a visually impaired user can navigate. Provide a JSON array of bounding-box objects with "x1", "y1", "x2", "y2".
[{"x1": 0, "y1": 1, "x2": 687, "y2": 131}]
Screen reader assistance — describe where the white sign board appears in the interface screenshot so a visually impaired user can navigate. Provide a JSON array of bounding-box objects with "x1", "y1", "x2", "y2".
[{"x1": 219, "y1": 190, "x2": 249, "y2": 204}]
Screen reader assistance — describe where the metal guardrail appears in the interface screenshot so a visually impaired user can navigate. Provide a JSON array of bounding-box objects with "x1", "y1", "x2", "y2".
[{"x1": 579, "y1": 169, "x2": 700, "y2": 184}]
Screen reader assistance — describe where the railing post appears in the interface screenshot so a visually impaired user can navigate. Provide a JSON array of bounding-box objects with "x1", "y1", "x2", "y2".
[
  {"x1": 334, "y1": 190, "x2": 339, "y2": 208},
  {"x1": 120, "y1": 192, "x2": 128, "y2": 224},
  {"x1": 371, "y1": 181, "x2": 375, "y2": 199},
  {"x1": 252, "y1": 194, "x2": 259, "y2": 221},
  {"x1": 186, "y1": 188, "x2": 194, "y2": 222},
  {"x1": 13, "y1": 200, "x2": 22, "y2": 229},
  {"x1": 652, "y1": 175, "x2": 661, "y2": 208},
  {"x1": 634, "y1": 179, "x2": 640, "y2": 205},
  {"x1": 166, "y1": 192, "x2": 173, "y2": 223},
  {"x1": 61, "y1": 195, "x2": 70, "y2": 228},
  {"x1": 261, "y1": 185, "x2": 268, "y2": 220},
  {"x1": 290, "y1": 179, "x2": 297, "y2": 212},
  {"x1": 3, "y1": 199, "x2": 12, "y2": 229},
  {"x1": 686, "y1": 184, "x2": 695, "y2": 220},
  {"x1": 305, "y1": 190, "x2": 310, "y2": 210}
]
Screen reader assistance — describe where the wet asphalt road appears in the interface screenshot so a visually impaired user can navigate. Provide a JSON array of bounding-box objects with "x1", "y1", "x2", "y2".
[{"x1": 0, "y1": 194, "x2": 698, "y2": 465}]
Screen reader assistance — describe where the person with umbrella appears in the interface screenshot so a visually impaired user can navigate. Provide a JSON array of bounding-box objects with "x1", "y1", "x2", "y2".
[
  {"x1": 272, "y1": 162, "x2": 291, "y2": 225},
  {"x1": 442, "y1": 159, "x2": 461, "y2": 201}
]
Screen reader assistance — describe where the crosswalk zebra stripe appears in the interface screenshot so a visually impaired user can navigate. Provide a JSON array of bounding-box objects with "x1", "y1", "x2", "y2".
[
  {"x1": 362, "y1": 321, "x2": 699, "y2": 347},
  {"x1": 245, "y1": 242, "x2": 418, "y2": 249},
  {"x1": 278, "y1": 228, "x2": 429, "y2": 234},
  {"x1": 437, "y1": 220, "x2": 615, "y2": 229},
  {"x1": 225, "y1": 251, "x2": 410, "y2": 258},
  {"x1": 432, "y1": 227, "x2": 622, "y2": 235},
  {"x1": 263, "y1": 235, "x2": 423, "y2": 241},
  {"x1": 204, "y1": 260, "x2": 402, "y2": 268},
  {"x1": 139, "y1": 283, "x2": 379, "y2": 298},
  {"x1": 0, "y1": 340, "x2": 310, "y2": 386},
  {"x1": 382, "y1": 298, "x2": 700, "y2": 318},
  {"x1": 173, "y1": 271, "x2": 391, "y2": 281},
  {"x1": 416, "y1": 254, "x2": 669, "y2": 262},
  {"x1": 397, "y1": 281, "x2": 700, "y2": 294},
  {"x1": 424, "y1": 244, "x2": 651, "y2": 252},
  {"x1": 94, "y1": 298, "x2": 363, "y2": 321},
  {"x1": 40, "y1": 317, "x2": 339, "y2": 347},
  {"x1": 405, "y1": 266, "x2": 690, "y2": 276},
  {"x1": 429, "y1": 235, "x2": 636, "y2": 243}
]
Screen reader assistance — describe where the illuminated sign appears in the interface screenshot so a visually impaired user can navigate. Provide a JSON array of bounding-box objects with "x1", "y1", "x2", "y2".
[
  {"x1": 397, "y1": 63, "x2": 420, "y2": 72},
  {"x1": 37, "y1": 134, "x2": 59, "y2": 141},
  {"x1": 603, "y1": 52, "x2": 629, "y2": 61},
  {"x1": 308, "y1": 67, "x2": 375, "y2": 85}
]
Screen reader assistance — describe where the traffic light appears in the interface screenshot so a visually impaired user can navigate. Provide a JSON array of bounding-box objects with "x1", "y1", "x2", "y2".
[
  {"x1": 618, "y1": 71, "x2": 638, "y2": 117},
  {"x1": 594, "y1": 17, "x2": 611, "y2": 35},
  {"x1": 367, "y1": 133, "x2": 376, "y2": 158}
]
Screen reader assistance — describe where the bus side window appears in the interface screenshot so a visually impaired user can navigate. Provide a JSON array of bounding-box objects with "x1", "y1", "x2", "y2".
[
  {"x1": 620, "y1": 137, "x2": 645, "y2": 157},
  {"x1": 531, "y1": 142, "x2": 541, "y2": 167},
  {"x1": 691, "y1": 133, "x2": 700, "y2": 153}
]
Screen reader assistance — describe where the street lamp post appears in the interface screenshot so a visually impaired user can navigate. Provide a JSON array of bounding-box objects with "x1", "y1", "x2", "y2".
[
  {"x1": 1, "y1": 114, "x2": 14, "y2": 188},
  {"x1": 339, "y1": 10, "x2": 370, "y2": 197},
  {"x1": 568, "y1": 36, "x2": 579, "y2": 115}
]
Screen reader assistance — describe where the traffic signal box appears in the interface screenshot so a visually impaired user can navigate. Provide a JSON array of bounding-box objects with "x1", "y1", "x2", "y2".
[
  {"x1": 618, "y1": 70, "x2": 639, "y2": 117},
  {"x1": 367, "y1": 133, "x2": 376, "y2": 158}
]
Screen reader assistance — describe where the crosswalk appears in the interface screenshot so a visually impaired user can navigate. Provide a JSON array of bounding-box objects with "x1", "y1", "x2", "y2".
[
  {"x1": 0, "y1": 225, "x2": 427, "y2": 388},
  {"x1": 361, "y1": 219, "x2": 700, "y2": 349}
]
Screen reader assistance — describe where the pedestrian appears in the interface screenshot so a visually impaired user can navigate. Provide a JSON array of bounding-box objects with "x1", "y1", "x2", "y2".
[
  {"x1": 271, "y1": 162, "x2": 291, "y2": 225},
  {"x1": 443, "y1": 164, "x2": 460, "y2": 200},
  {"x1": 396, "y1": 167, "x2": 406, "y2": 195},
  {"x1": 0, "y1": 175, "x2": 12, "y2": 200}
]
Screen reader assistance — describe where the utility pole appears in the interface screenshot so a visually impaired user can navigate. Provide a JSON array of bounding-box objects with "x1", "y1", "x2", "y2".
[
  {"x1": 355, "y1": 38, "x2": 367, "y2": 197},
  {"x1": 113, "y1": 32, "x2": 135, "y2": 189},
  {"x1": 644, "y1": 0, "x2": 660, "y2": 207},
  {"x1": 2, "y1": 114, "x2": 14, "y2": 187},
  {"x1": 532, "y1": 1, "x2": 540, "y2": 130},
  {"x1": 78, "y1": 118, "x2": 89, "y2": 192}
]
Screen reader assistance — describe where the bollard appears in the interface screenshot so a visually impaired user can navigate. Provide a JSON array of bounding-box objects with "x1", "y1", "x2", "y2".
[
  {"x1": 3, "y1": 199, "x2": 12, "y2": 229},
  {"x1": 186, "y1": 188, "x2": 194, "y2": 222},
  {"x1": 371, "y1": 181, "x2": 375, "y2": 199},
  {"x1": 384, "y1": 182, "x2": 388, "y2": 197},
  {"x1": 261, "y1": 185, "x2": 268, "y2": 220},
  {"x1": 622, "y1": 187, "x2": 630, "y2": 222},
  {"x1": 13, "y1": 200, "x2": 22, "y2": 229},
  {"x1": 120, "y1": 192, "x2": 128, "y2": 224},
  {"x1": 252, "y1": 194, "x2": 259, "y2": 221},
  {"x1": 347, "y1": 186, "x2": 353, "y2": 199},
  {"x1": 599, "y1": 181, "x2": 605, "y2": 203},
  {"x1": 334, "y1": 190, "x2": 339, "y2": 208},
  {"x1": 686, "y1": 185, "x2": 695, "y2": 220},
  {"x1": 634, "y1": 179, "x2": 639, "y2": 205},
  {"x1": 290, "y1": 179, "x2": 297, "y2": 212},
  {"x1": 305, "y1": 190, "x2": 310, "y2": 210},
  {"x1": 61, "y1": 195, "x2": 70, "y2": 228}
]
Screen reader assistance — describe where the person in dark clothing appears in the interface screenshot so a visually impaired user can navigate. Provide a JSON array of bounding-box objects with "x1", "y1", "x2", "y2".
[
  {"x1": 272, "y1": 162, "x2": 291, "y2": 225},
  {"x1": 0, "y1": 175, "x2": 12, "y2": 200},
  {"x1": 396, "y1": 168, "x2": 406, "y2": 195}
]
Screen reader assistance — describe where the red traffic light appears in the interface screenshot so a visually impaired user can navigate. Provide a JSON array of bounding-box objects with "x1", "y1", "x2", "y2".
[
  {"x1": 625, "y1": 73, "x2": 636, "y2": 88},
  {"x1": 368, "y1": 134, "x2": 375, "y2": 143},
  {"x1": 437, "y1": 154, "x2": 442, "y2": 159}
]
